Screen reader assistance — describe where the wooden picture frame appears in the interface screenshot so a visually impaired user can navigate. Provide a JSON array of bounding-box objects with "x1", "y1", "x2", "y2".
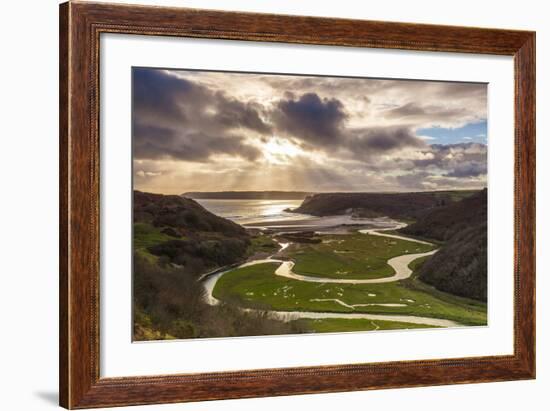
[{"x1": 59, "y1": 1, "x2": 535, "y2": 408}]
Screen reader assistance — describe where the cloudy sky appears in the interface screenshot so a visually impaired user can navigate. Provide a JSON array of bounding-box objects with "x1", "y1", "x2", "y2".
[{"x1": 133, "y1": 67, "x2": 487, "y2": 194}]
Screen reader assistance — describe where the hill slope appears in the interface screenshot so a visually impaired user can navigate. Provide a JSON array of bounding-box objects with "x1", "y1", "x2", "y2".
[
  {"x1": 290, "y1": 191, "x2": 475, "y2": 220},
  {"x1": 133, "y1": 191, "x2": 305, "y2": 340},
  {"x1": 400, "y1": 189, "x2": 487, "y2": 301},
  {"x1": 399, "y1": 189, "x2": 487, "y2": 242},
  {"x1": 134, "y1": 190, "x2": 250, "y2": 274}
]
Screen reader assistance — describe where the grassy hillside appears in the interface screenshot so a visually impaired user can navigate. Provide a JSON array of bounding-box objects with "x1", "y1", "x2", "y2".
[
  {"x1": 399, "y1": 189, "x2": 487, "y2": 301},
  {"x1": 291, "y1": 190, "x2": 476, "y2": 220},
  {"x1": 133, "y1": 253, "x2": 305, "y2": 340},
  {"x1": 134, "y1": 191, "x2": 250, "y2": 276},
  {"x1": 135, "y1": 191, "x2": 247, "y2": 237},
  {"x1": 399, "y1": 189, "x2": 487, "y2": 241},
  {"x1": 133, "y1": 191, "x2": 305, "y2": 340}
]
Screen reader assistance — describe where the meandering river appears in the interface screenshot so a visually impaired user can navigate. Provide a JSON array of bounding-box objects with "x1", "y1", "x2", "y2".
[{"x1": 201, "y1": 222, "x2": 460, "y2": 328}]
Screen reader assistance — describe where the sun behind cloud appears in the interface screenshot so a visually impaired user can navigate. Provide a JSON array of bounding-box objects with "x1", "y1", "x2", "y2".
[
  {"x1": 260, "y1": 137, "x2": 304, "y2": 165},
  {"x1": 132, "y1": 67, "x2": 487, "y2": 194}
]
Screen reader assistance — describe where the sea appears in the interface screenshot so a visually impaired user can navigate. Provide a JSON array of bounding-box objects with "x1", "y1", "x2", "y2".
[
  {"x1": 195, "y1": 199, "x2": 311, "y2": 226},
  {"x1": 195, "y1": 198, "x2": 398, "y2": 232}
]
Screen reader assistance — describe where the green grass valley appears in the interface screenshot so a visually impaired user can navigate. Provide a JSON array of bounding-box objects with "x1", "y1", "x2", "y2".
[{"x1": 133, "y1": 189, "x2": 487, "y2": 340}]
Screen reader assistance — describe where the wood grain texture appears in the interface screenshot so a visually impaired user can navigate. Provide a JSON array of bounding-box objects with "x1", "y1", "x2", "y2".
[
  {"x1": 59, "y1": 2, "x2": 69, "y2": 407},
  {"x1": 59, "y1": 1, "x2": 536, "y2": 409},
  {"x1": 514, "y1": 34, "x2": 536, "y2": 374}
]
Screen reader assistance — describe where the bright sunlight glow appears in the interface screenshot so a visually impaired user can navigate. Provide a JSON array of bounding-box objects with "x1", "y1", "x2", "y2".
[{"x1": 262, "y1": 137, "x2": 303, "y2": 165}]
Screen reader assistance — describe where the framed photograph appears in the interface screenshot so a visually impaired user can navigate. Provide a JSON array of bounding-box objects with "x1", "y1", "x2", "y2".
[{"x1": 59, "y1": 2, "x2": 535, "y2": 408}]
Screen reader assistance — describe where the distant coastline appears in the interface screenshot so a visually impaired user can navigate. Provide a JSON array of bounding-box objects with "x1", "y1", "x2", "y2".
[{"x1": 183, "y1": 191, "x2": 314, "y2": 200}]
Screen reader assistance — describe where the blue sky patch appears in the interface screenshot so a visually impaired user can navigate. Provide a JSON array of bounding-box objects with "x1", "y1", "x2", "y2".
[{"x1": 416, "y1": 120, "x2": 487, "y2": 145}]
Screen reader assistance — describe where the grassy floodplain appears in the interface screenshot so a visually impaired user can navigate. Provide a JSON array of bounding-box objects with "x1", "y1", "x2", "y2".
[
  {"x1": 286, "y1": 232, "x2": 435, "y2": 280},
  {"x1": 213, "y1": 232, "x2": 487, "y2": 329},
  {"x1": 136, "y1": 217, "x2": 488, "y2": 333},
  {"x1": 297, "y1": 318, "x2": 438, "y2": 333}
]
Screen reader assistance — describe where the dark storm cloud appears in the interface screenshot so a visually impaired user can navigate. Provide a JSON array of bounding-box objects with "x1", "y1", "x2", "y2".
[
  {"x1": 133, "y1": 68, "x2": 269, "y2": 161},
  {"x1": 133, "y1": 67, "x2": 194, "y2": 125},
  {"x1": 133, "y1": 68, "x2": 271, "y2": 134},
  {"x1": 263, "y1": 76, "x2": 485, "y2": 109},
  {"x1": 412, "y1": 143, "x2": 486, "y2": 167},
  {"x1": 271, "y1": 92, "x2": 425, "y2": 156},
  {"x1": 132, "y1": 68, "x2": 487, "y2": 193},
  {"x1": 133, "y1": 124, "x2": 259, "y2": 162},
  {"x1": 445, "y1": 161, "x2": 487, "y2": 178},
  {"x1": 213, "y1": 97, "x2": 271, "y2": 134},
  {"x1": 273, "y1": 93, "x2": 347, "y2": 145},
  {"x1": 345, "y1": 141, "x2": 488, "y2": 191},
  {"x1": 133, "y1": 124, "x2": 177, "y2": 160},
  {"x1": 407, "y1": 142, "x2": 487, "y2": 178},
  {"x1": 348, "y1": 126, "x2": 426, "y2": 153}
]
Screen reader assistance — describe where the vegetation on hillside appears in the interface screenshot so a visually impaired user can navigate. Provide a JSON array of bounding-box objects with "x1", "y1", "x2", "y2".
[
  {"x1": 133, "y1": 253, "x2": 305, "y2": 340},
  {"x1": 133, "y1": 191, "x2": 305, "y2": 340},
  {"x1": 291, "y1": 190, "x2": 476, "y2": 220},
  {"x1": 400, "y1": 189, "x2": 487, "y2": 242},
  {"x1": 133, "y1": 189, "x2": 488, "y2": 339},
  {"x1": 399, "y1": 189, "x2": 487, "y2": 301},
  {"x1": 134, "y1": 191, "x2": 251, "y2": 277}
]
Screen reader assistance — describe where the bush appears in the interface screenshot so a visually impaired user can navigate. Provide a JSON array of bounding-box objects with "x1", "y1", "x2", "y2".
[
  {"x1": 419, "y1": 223, "x2": 487, "y2": 301},
  {"x1": 133, "y1": 252, "x2": 306, "y2": 340}
]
